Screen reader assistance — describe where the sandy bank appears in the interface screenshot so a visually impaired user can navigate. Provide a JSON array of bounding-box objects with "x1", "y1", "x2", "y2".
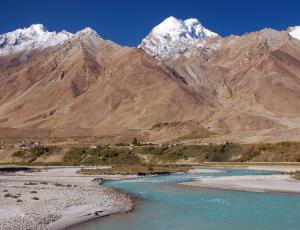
[
  {"x1": 188, "y1": 168, "x2": 226, "y2": 174},
  {"x1": 245, "y1": 165, "x2": 300, "y2": 173},
  {"x1": 0, "y1": 167, "x2": 134, "y2": 230},
  {"x1": 47, "y1": 205, "x2": 120, "y2": 230},
  {"x1": 183, "y1": 174, "x2": 300, "y2": 194}
]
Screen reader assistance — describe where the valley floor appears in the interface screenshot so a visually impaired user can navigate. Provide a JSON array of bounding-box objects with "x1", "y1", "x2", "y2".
[{"x1": 1, "y1": 165, "x2": 300, "y2": 229}]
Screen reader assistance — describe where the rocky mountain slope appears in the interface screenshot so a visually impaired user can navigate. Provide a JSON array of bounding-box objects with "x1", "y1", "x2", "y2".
[
  {"x1": 0, "y1": 17, "x2": 299, "y2": 143},
  {"x1": 165, "y1": 27, "x2": 300, "y2": 122},
  {"x1": 0, "y1": 23, "x2": 217, "y2": 139}
]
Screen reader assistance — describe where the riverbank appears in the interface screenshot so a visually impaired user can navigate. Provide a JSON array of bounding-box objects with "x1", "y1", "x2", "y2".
[
  {"x1": 0, "y1": 167, "x2": 134, "y2": 230},
  {"x1": 201, "y1": 162, "x2": 300, "y2": 173},
  {"x1": 183, "y1": 174, "x2": 300, "y2": 194}
]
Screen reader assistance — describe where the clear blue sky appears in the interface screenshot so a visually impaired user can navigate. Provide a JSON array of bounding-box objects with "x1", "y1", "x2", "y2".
[{"x1": 1, "y1": 0, "x2": 299, "y2": 46}]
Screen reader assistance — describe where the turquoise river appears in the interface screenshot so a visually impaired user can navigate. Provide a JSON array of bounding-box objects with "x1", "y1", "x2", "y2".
[{"x1": 75, "y1": 168, "x2": 300, "y2": 230}]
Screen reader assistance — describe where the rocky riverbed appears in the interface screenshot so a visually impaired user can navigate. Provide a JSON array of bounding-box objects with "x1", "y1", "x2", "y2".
[{"x1": 0, "y1": 167, "x2": 134, "y2": 230}]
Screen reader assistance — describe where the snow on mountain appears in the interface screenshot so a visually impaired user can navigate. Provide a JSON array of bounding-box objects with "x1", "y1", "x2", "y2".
[
  {"x1": 139, "y1": 16, "x2": 219, "y2": 60},
  {"x1": 74, "y1": 27, "x2": 100, "y2": 39},
  {"x1": 0, "y1": 24, "x2": 73, "y2": 56},
  {"x1": 288, "y1": 26, "x2": 300, "y2": 40}
]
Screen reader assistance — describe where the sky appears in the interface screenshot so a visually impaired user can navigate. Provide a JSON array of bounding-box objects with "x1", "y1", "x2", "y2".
[{"x1": 1, "y1": 0, "x2": 300, "y2": 47}]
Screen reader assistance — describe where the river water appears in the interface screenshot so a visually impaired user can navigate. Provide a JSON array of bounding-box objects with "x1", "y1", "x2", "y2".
[{"x1": 75, "y1": 168, "x2": 300, "y2": 230}]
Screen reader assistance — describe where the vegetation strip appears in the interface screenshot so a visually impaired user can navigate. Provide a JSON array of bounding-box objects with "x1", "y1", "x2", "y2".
[{"x1": 8, "y1": 142, "x2": 300, "y2": 167}]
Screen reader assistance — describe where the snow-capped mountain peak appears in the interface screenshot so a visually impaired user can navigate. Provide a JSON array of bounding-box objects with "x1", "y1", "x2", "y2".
[
  {"x1": 288, "y1": 26, "x2": 300, "y2": 40},
  {"x1": 152, "y1": 16, "x2": 185, "y2": 35},
  {"x1": 27, "y1": 24, "x2": 47, "y2": 33},
  {"x1": 139, "y1": 16, "x2": 219, "y2": 60},
  {"x1": 74, "y1": 27, "x2": 100, "y2": 39},
  {"x1": 0, "y1": 24, "x2": 73, "y2": 56},
  {"x1": 184, "y1": 18, "x2": 218, "y2": 38}
]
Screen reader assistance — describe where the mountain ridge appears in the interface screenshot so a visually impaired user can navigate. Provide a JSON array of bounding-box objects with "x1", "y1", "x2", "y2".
[
  {"x1": 0, "y1": 17, "x2": 300, "y2": 143},
  {"x1": 1, "y1": 17, "x2": 300, "y2": 59}
]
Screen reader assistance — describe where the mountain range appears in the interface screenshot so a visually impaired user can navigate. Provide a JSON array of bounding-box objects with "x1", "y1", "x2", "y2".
[{"x1": 0, "y1": 16, "x2": 300, "y2": 143}]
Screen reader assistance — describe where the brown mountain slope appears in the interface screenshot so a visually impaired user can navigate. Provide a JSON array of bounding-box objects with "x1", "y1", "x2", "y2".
[
  {"x1": 165, "y1": 29, "x2": 300, "y2": 139},
  {"x1": 0, "y1": 28, "x2": 299, "y2": 143},
  {"x1": 0, "y1": 32, "x2": 217, "y2": 138}
]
